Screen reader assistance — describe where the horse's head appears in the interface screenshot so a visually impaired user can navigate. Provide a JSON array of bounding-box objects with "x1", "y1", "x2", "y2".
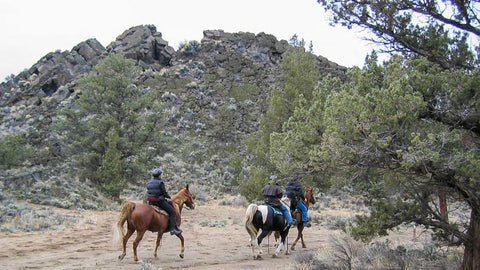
[
  {"x1": 179, "y1": 184, "x2": 195, "y2": 210},
  {"x1": 305, "y1": 187, "x2": 316, "y2": 205}
]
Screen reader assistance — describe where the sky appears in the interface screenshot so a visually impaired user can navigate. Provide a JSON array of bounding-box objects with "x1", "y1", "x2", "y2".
[{"x1": 0, "y1": 0, "x2": 379, "y2": 81}]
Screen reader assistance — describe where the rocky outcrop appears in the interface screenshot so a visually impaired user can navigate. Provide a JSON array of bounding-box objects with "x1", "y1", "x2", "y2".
[
  {"x1": 106, "y1": 25, "x2": 174, "y2": 66},
  {"x1": 1, "y1": 38, "x2": 105, "y2": 106}
]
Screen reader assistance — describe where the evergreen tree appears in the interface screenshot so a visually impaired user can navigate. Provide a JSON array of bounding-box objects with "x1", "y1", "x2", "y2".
[
  {"x1": 317, "y1": 0, "x2": 479, "y2": 70},
  {"x1": 0, "y1": 134, "x2": 33, "y2": 169},
  {"x1": 317, "y1": 1, "x2": 480, "y2": 267},
  {"x1": 240, "y1": 47, "x2": 320, "y2": 200},
  {"x1": 294, "y1": 55, "x2": 480, "y2": 269},
  {"x1": 52, "y1": 54, "x2": 167, "y2": 199}
]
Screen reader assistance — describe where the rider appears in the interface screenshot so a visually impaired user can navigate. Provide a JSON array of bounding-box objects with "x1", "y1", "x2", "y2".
[
  {"x1": 286, "y1": 175, "x2": 310, "y2": 227},
  {"x1": 146, "y1": 168, "x2": 183, "y2": 235},
  {"x1": 262, "y1": 175, "x2": 296, "y2": 226}
]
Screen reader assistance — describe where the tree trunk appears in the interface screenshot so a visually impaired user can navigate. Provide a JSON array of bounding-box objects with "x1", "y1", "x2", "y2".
[
  {"x1": 461, "y1": 210, "x2": 480, "y2": 270},
  {"x1": 439, "y1": 186, "x2": 448, "y2": 222}
]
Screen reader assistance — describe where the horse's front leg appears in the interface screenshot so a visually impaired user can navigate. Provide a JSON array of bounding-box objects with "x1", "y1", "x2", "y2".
[
  {"x1": 175, "y1": 233, "x2": 185, "y2": 258},
  {"x1": 274, "y1": 231, "x2": 289, "y2": 257},
  {"x1": 154, "y1": 232, "x2": 164, "y2": 258},
  {"x1": 273, "y1": 239, "x2": 284, "y2": 257},
  {"x1": 291, "y1": 226, "x2": 303, "y2": 251},
  {"x1": 300, "y1": 230, "x2": 306, "y2": 248}
]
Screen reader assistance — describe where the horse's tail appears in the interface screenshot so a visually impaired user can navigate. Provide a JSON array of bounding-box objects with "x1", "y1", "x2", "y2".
[
  {"x1": 245, "y1": 204, "x2": 259, "y2": 238},
  {"x1": 117, "y1": 201, "x2": 136, "y2": 240}
]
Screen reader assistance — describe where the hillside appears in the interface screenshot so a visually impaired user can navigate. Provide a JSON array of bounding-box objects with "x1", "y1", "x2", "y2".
[{"x1": 0, "y1": 24, "x2": 346, "y2": 213}]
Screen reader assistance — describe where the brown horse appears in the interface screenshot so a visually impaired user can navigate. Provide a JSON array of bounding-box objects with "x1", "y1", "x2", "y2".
[
  {"x1": 290, "y1": 186, "x2": 316, "y2": 250},
  {"x1": 117, "y1": 184, "x2": 195, "y2": 262},
  {"x1": 275, "y1": 187, "x2": 316, "y2": 250}
]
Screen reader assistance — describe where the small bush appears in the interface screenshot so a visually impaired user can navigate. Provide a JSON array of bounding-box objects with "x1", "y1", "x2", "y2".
[
  {"x1": 178, "y1": 40, "x2": 201, "y2": 57},
  {"x1": 309, "y1": 233, "x2": 462, "y2": 269}
]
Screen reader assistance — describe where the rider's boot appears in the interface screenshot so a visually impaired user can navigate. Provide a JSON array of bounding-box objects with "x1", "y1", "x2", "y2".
[
  {"x1": 168, "y1": 215, "x2": 183, "y2": 235},
  {"x1": 170, "y1": 227, "x2": 183, "y2": 235}
]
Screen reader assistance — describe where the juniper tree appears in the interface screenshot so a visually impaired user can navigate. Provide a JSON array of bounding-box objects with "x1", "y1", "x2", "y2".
[{"x1": 52, "y1": 54, "x2": 167, "y2": 199}]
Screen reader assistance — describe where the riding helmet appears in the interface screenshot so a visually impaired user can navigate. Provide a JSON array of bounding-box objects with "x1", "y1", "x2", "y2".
[{"x1": 151, "y1": 168, "x2": 163, "y2": 176}]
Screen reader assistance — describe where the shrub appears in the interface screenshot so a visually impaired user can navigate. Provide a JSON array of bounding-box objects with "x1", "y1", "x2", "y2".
[
  {"x1": 178, "y1": 40, "x2": 201, "y2": 57},
  {"x1": 0, "y1": 134, "x2": 33, "y2": 169}
]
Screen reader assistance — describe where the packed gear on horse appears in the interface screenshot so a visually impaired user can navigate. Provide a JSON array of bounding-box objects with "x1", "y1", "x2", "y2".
[{"x1": 147, "y1": 168, "x2": 182, "y2": 235}]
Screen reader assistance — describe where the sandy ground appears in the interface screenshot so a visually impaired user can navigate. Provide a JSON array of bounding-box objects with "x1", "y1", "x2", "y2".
[{"x1": 0, "y1": 199, "x2": 338, "y2": 270}]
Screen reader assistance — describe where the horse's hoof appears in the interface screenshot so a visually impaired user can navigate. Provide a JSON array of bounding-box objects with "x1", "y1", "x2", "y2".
[
  {"x1": 291, "y1": 246, "x2": 295, "y2": 251},
  {"x1": 179, "y1": 253, "x2": 184, "y2": 259},
  {"x1": 255, "y1": 255, "x2": 262, "y2": 260},
  {"x1": 118, "y1": 254, "x2": 125, "y2": 261},
  {"x1": 272, "y1": 254, "x2": 278, "y2": 258}
]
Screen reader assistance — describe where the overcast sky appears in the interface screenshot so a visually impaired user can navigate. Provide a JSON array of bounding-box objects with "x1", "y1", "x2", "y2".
[{"x1": 0, "y1": 0, "x2": 379, "y2": 81}]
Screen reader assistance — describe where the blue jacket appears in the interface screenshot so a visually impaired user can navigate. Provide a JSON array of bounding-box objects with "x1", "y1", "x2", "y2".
[{"x1": 147, "y1": 177, "x2": 170, "y2": 200}]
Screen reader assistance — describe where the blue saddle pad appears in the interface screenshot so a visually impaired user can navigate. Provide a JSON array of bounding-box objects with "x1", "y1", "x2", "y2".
[{"x1": 268, "y1": 205, "x2": 283, "y2": 216}]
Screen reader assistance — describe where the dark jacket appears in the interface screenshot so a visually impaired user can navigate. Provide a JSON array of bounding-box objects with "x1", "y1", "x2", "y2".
[
  {"x1": 147, "y1": 177, "x2": 171, "y2": 201},
  {"x1": 262, "y1": 184, "x2": 284, "y2": 208},
  {"x1": 286, "y1": 180, "x2": 304, "y2": 201}
]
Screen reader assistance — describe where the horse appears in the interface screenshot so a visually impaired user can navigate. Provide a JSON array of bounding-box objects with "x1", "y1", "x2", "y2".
[
  {"x1": 244, "y1": 201, "x2": 292, "y2": 259},
  {"x1": 117, "y1": 184, "x2": 195, "y2": 262},
  {"x1": 277, "y1": 186, "x2": 316, "y2": 250}
]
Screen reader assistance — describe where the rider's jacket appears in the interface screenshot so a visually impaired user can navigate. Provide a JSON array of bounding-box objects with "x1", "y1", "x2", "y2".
[
  {"x1": 262, "y1": 184, "x2": 284, "y2": 208},
  {"x1": 286, "y1": 180, "x2": 304, "y2": 201},
  {"x1": 147, "y1": 177, "x2": 171, "y2": 201}
]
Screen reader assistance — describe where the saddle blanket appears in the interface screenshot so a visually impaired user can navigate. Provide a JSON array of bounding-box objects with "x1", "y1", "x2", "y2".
[{"x1": 258, "y1": 205, "x2": 283, "y2": 224}]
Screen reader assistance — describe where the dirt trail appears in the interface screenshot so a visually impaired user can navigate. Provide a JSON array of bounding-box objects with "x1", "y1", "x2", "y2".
[{"x1": 0, "y1": 201, "x2": 332, "y2": 270}]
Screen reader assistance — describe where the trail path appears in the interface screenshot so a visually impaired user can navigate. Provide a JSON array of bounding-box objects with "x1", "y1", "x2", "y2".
[{"x1": 0, "y1": 200, "x2": 335, "y2": 270}]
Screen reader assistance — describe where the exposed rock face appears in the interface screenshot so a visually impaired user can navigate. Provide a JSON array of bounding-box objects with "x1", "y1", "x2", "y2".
[
  {"x1": 106, "y1": 25, "x2": 174, "y2": 66},
  {"x1": 1, "y1": 38, "x2": 105, "y2": 105}
]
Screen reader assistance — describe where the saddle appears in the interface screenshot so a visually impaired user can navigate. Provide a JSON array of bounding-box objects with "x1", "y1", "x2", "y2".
[
  {"x1": 151, "y1": 205, "x2": 169, "y2": 216},
  {"x1": 150, "y1": 200, "x2": 176, "y2": 217}
]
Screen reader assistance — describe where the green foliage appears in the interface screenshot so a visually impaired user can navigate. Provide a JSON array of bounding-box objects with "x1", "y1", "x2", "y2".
[
  {"x1": 52, "y1": 54, "x2": 168, "y2": 198},
  {"x1": 317, "y1": 0, "x2": 479, "y2": 70},
  {"x1": 288, "y1": 34, "x2": 305, "y2": 47},
  {"x1": 239, "y1": 47, "x2": 321, "y2": 198},
  {"x1": 242, "y1": 38, "x2": 479, "y2": 263},
  {"x1": 238, "y1": 166, "x2": 269, "y2": 201},
  {"x1": 230, "y1": 84, "x2": 260, "y2": 101},
  {"x1": 350, "y1": 199, "x2": 419, "y2": 242},
  {"x1": 0, "y1": 134, "x2": 33, "y2": 169},
  {"x1": 213, "y1": 104, "x2": 235, "y2": 141}
]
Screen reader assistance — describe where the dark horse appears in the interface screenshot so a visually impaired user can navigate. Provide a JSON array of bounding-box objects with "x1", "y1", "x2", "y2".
[
  {"x1": 289, "y1": 186, "x2": 316, "y2": 250},
  {"x1": 117, "y1": 184, "x2": 195, "y2": 262},
  {"x1": 275, "y1": 186, "x2": 316, "y2": 250},
  {"x1": 245, "y1": 202, "x2": 291, "y2": 259}
]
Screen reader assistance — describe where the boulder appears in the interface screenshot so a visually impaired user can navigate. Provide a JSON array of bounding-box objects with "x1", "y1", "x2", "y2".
[{"x1": 106, "y1": 25, "x2": 174, "y2": 66}]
